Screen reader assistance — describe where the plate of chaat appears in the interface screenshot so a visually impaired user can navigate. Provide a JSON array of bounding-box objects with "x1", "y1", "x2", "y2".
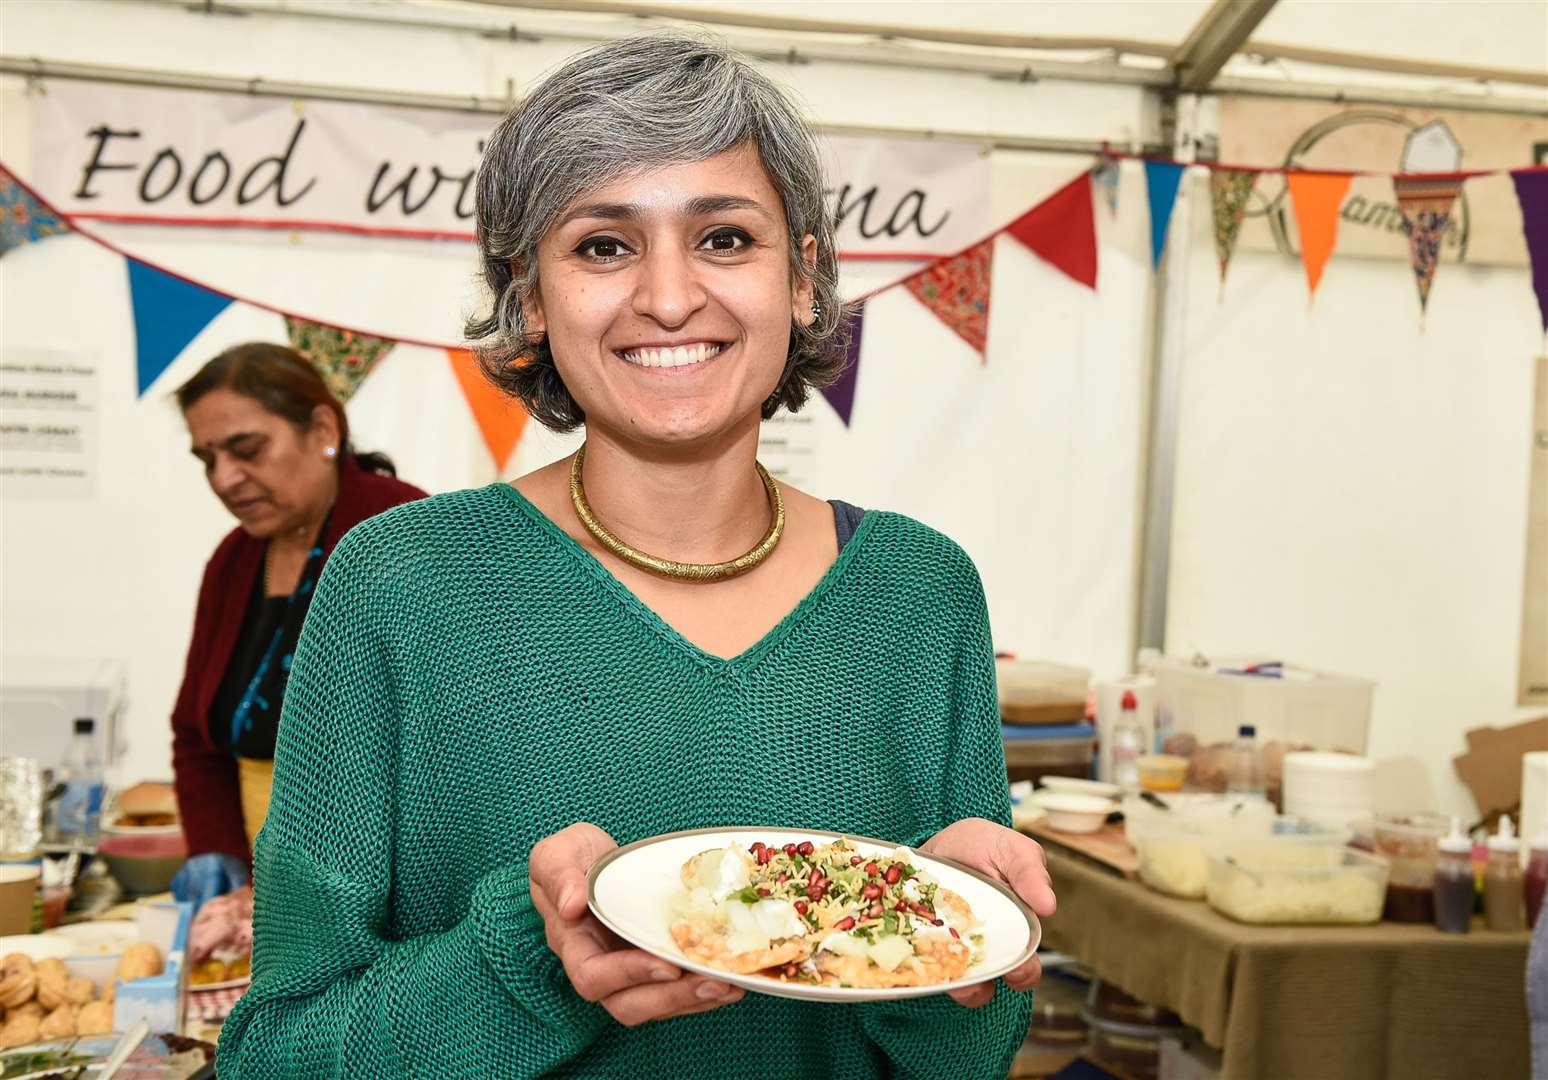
[{"x1": 587, "y1": 828, "x2": 1040, "y2": 1002}]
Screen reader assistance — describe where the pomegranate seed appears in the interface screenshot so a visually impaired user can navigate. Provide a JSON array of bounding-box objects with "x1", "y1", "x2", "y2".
[
  {"x1": 868, "y1": 902, "x2": 884, "y2": 917},
  {"x1": 866, "y1": 862, "x2": 880, "y2": 877},
  {"x1": 834, "y1": 916, "x2": 856, "y2": 931},
  {"x1": 850, "y1": 856, "x2": 864, "y2": 866},
  {"x1": 932, "y1": 919, "x2": 944, "y2": 926},
  {"x1": 777, "y1": 872, "x2": 789, "y2": 882},
  {"x1": 808, "y1": 866, "x2": 823, "y2": 884},
  {"x1": 808, "y1": 880, "x2": 828, "y2": 901},
  {"x1": 794, "y1": 900, "x2": 809, "y2": 915},
  {"x1": 949, "y1": 927, "x2": 960, "y2": 939},
  {"x1": 894, "y1": 900, "x2": 908, "y2": 911},
  {"x1": 862, "y1": 883, "x2": 883, "y2": 900},
  {"x1": 755, "y1": 847, "x2": 773, "y2": 865},
  {"x1": 756, "y1": 887, "x2": 770, "y2": 897},
  {"x1": 884, "y1": 865, "x2": 902, "y2": 885},
  {"x1": 749, "y1": 842, "x2": 765, "y2": 857},
  {"x1": 797, "y1": 841, "x2": 814, "y2": 856},
  {"x1": 783, "y1": 844, "x2": 798, "y2": 858},
  {"x1": 783, "y1": 963, "x2": 798, "y2": 978}
]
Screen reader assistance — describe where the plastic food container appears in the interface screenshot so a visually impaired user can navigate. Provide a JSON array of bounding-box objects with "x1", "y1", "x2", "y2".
[
  {"x1": 1039, "y1": 793, "x2": 1116, "y2": 834},
  {"x1": 997, "y1": 659, "x2": 1090, "y2": 725},
  {"x1": 1205, "y1": 844, "x2": 1388, "y2": 925},
  {"x1": 1374, "y1": 812, "x2": 1448, "y2": 923},
  {"x1": 1131, "y1": 813, "x2": 1336, "y2": 899},
  {"x1": 1002, "y1": 722, "x2": 1096, "y2": 785},
  {"x1": 1138, "y1": 755, "x2": 1188, "y2": 792}
]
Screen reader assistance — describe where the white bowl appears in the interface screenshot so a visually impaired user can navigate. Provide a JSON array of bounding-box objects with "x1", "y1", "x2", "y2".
[
  {"x1": 1040, "y1": 777, "x2": 1121, "y2": 800},
  {"x1": 1039, "y1": 793, "x2": 1117, "y2": 834}
]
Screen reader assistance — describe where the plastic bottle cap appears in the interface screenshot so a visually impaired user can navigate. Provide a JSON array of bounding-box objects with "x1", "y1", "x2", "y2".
[
  {"x1": 1488, "y1": 815, "x2": 1520, "y2": 854},
  {"x1": 1237, "y1": 724, "x2": 1256, "y2": 737},
  {"x1": 73, "y1": 718, "x2": 94, "y2": 735},
  {"x1": 1437, "y1": 815, "x2": 1470, "y2": 855},
  {"x1": 1120, "y1": 690, "x2": 1137, "y2": 710}
]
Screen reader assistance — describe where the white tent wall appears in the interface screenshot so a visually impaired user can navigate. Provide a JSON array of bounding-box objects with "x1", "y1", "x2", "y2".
[{"x1": 1, "y1": 2, "x2": 1155, "y2": 786}]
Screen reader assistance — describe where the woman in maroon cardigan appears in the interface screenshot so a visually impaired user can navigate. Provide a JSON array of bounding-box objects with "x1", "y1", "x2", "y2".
[{"x1": 169, "y1": 343, "x2": 425, "y2": 910}]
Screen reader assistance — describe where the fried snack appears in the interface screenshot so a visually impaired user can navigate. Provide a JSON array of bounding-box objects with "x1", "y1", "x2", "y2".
[
  {"x1": 114, "y1": 942, "x2": 164, "y2": 983},
  {"x1": 228, "y1": 954, "x2": 251, "y2": 980},
  {"x1": 34, "y1": 956, "x2": 69, "y2": 1010},
  {"x1": 669, "y1": 918, "x2": 809, "y2": 975},
  {"x1": 39, "y1": 1003, "x2": 76, "y2": 1040},
  {"x1": 4, "y1": 1001, "x2": 44, "y2": 1023},
  {"x1": 0, "y1": 1012, "x2": 41, "y2": 1049},
  {"x1": 64, "y1": 975, "x2": 94, "y2": 1006},
  {"x1": 0, "y1": 954, "x2": 36, "y2": 1010},
  {"x1": 99, "y1": 977, "x2": 115, "y2": 1003},
  {"x1": 77, "y1": 1000, "x2": 114, "y2": 1036},
  {"x1": 190, "y1": 959, "x2": 228, "y2": 987}
]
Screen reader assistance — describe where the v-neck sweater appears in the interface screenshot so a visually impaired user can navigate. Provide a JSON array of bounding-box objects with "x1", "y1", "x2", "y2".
[{"x1": 217, "y1": 482, "x2": 1030, "y2": 1079}]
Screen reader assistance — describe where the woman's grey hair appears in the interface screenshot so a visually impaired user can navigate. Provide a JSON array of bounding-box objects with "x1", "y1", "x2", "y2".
[{"x1": 464, "y1": 32, "x2": 847, "y2": 431}]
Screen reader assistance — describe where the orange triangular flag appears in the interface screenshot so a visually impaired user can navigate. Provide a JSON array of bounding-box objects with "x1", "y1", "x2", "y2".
[
  {"x1": 447, "y1": 348, "x2": 527, "y2": 472},
  {"x1": 1285, "y1": 172, "x2": 1353, "y2": 300}
]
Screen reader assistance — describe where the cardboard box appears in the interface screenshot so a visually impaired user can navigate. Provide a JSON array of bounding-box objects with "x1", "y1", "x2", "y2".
[
  {"x1": 62, "y1": 900, "x2": 191, "y2": 1035},
  {"x1": 1453, "y1": 716, "x2": 1548, "y2": 817}
]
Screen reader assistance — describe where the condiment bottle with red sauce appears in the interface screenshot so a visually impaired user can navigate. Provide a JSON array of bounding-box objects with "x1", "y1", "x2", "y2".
[
  {"x1": 1432, "y1": 816, "x2": 1473, "y2": 934},
  {"x1": 1483, "y1": 816, "x2": 1524, "y2": 933},
  {"x1": 1524, "y1": 825, "x2": 1548, "y2": 929}
]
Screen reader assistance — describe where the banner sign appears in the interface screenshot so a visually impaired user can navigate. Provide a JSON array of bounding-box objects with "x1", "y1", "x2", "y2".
[{"x1": 29, "y1": 81, "x2": 988, "y2": 258}]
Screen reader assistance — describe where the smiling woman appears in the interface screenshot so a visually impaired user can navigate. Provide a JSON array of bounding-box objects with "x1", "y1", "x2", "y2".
[{"x1": 215, "y1": 32, "x2": 1054, "y2": 1080}]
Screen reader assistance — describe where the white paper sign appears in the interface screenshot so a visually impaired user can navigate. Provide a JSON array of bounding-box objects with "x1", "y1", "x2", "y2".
[{"x1": 0, "y1": 350, "x2": 99, "y2": 500}]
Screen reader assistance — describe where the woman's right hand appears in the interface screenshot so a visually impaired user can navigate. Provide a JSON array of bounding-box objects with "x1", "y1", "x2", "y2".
[{"x1": 529, "y1": 823, "x2": 746, "y2": 1026}]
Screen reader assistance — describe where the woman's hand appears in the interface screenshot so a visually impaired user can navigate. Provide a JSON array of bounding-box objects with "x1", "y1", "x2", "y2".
[
  {"x1": 920, "y1": 817, "x2": 1057, "y2": 1009},
  {"x1": 170, "y1": 852, "x2": 250, "y2": 916},
  {"x1": 529, "y1": 823, "x2": 747, "y2": 1026}
]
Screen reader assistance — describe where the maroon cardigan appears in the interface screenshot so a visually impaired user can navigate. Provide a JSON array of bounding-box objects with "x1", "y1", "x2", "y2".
[{"x1": 170, "y1": 457, "x2": 426, "y2": 863}]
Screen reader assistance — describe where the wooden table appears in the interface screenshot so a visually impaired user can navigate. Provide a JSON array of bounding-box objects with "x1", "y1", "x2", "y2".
[{"x1": 1037, "y1": 843, "x2": 1531, "y2": 1080}]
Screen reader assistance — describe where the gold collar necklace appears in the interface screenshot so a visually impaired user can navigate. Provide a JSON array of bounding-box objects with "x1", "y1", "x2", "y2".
[{"x1": 569, "y1": 443, "x2": 785, "y2": 583}]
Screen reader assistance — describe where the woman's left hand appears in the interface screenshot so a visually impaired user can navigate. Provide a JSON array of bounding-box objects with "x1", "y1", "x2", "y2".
[{"x1": 919, "y1": 817, "x2": 1057, "y2": 1009}]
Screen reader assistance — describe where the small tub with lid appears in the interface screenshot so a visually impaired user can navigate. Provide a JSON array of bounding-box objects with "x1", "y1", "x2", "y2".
[{"x1": 1206, "y1": 842, "x2": 1388, "y2": 925}]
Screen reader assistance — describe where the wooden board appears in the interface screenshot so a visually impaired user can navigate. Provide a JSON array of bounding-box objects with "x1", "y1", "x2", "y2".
[{"x1": 1024, "y1": 819, "x2": 1139, "y2": 879}]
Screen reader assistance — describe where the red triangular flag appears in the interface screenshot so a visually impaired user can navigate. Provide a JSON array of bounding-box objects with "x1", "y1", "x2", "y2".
[
  {"x1": 904, "y1": 240, "x2": 993, "y2": 358},
  {"x1": 1004, "y1": 174, "x2": 1098, "y2": 289}
]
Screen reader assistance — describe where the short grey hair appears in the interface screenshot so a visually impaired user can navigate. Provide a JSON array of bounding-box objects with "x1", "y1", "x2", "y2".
[{"x1": 465, "y1": 32, "x2": 847, "y2": 431}]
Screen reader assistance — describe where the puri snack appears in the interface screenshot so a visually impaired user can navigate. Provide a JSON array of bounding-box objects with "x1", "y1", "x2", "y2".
[
  {"x1": 0, "y1": 1011, "x2": 41, "y2": 1049},
  {"x1": 3, "y1": 1001, "x2": 43, "y2": 1023},
  {"x1": 77, "y1": 1000, "x2": 114, "y2": 1036},
  {"x1": 114, "y1": 942, "x2": 164, "y2": 983},
  {"x1": 0, "y1": 954, "x2": 36, "y2": 1010},
  {"x1": 668, "y1": 839, "x2": 982, "y2": 989},
  {"x1": 39, "y1": 1003, "x2": 76, "y2": 1040},
  {"x1": 34, "y1": 957, "x2": 69, "y2": 1010}
]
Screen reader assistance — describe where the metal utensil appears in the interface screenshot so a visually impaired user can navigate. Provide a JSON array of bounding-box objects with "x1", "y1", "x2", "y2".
[
  {"x1": 96, "y1": 1018, "x2": 150, "y2": 1080},
  {"x1": 1139, "y1": 791, "x2": 1172, "y2": 812},
  {"x1": 1223, "y1": 856, "x2": 1264, "y2": 887}
]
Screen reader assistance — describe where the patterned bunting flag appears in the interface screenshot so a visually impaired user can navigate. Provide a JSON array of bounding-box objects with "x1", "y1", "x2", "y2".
[
  {"x1": 820, "y1": 304, "x2": 865, "y2": 426},
  {"x1": 1285, "y1": 172, "x2": 1353, "y2": 301},
  {"x1": 1510, "y1": 169, "x2": 1548, "y2": 333},
  {"x1": 1091, "y1": 155, "x2": 1120, "y2": 219},
  {"x1": 1144, "y1": 161, "x2": 1186, "y2": 268},
  {"x1": 1, "y1": 172, "x2": 69, "y2": 256},
  {"x1": 1393, "y1": 174, "x2": 1465, "y2": 314},
  {"x1": 1005, "y1": 173, "x2": 1098, "y2": 289},
  {"x1": 1209, "y1": 169, "x2": 1258, "y2": 290},
  {"x1": 446, "y1": 348, "x2": 527, "y2": 471},
  {"x1": 285, "y1": 317, "x2": 395, "y2": 403},
  {"x1": 903, "y1": 240, "x2": 993, "y2": 357},
  {"x1": 126, "y1": 259, "x2": 234, "y2": 396}
]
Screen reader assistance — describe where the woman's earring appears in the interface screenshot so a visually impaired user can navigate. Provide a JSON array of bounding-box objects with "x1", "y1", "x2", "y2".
[
  {"x1": 810, "y1": 301, "x2": 822, "y2": 320},
  {"x1": 324, "y1": 446, "x2": 337, "y2": 459}
]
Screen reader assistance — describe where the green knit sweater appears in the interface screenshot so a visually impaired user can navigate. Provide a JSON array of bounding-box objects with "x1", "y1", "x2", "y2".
[{"x1": 216, "y1": 483, "x2": 1032, "y2": 1078}]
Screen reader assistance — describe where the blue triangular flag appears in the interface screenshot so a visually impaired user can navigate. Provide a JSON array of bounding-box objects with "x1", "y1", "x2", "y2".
[
  {"x1": 820, "y1": 304, "x2": 864, "y2": 426},
  {"x1": 1144, "y1": 161, "x2": 1186, "y2": 268},
  {"x1": 127, "y1": 259, "x2": 233, "y2": 396}
]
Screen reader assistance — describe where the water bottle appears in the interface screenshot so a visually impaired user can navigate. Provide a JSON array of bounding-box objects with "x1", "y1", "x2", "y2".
[
  {"x1": 1111, "y1": 690, "x2": 1145, "y2": 795},
  {"x1": 54, "y1": 718, "x2": 105, "y2": 847},
  {"x1": 1225, "y1": 723, "x2": 1263, "y2": 797}
]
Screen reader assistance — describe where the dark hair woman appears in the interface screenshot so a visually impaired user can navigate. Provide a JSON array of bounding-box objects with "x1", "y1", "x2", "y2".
[{"x1": 168, "y1": 343, "x2": 426, "y2": 915}]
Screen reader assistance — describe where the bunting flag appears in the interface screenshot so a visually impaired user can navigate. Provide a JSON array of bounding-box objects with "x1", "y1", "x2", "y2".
[
  {"x1": 903, "y1": 239, "x2": 993, "y2": 357},
  {"x1": 1005, "y1": 173, "x2": 1098, "y2": 289},
  {"x1": 1, "y1": 173, "x2": 69, "y2": 256},
  {"x1": 1209, "y1": 169, "x2": 1258, "y2": 289},
  {"x1": 285, "y1": 317, "x2": 395, "y2": 403},
  {"x1": 1091, "y1": 155, "x2": 1120, "y2": 218},
  {"x1": 820, "y1": 304, "x2": 865, "y2": 426},
  {"x1": 1144, "y1": 161, "x2": 1186, "y2": 268},
  {"x1": 1286, "y1": 172, "x2": 1353, "y2": 301},
  {"x1": 1511, "y1": 169, "x2": 1548, "y2": 333},
  {"x1": 1392, "y1": 174, "x2": 1464, "y2": 314},
  {"x1": 126, "y1": 259, "x2": 233, "y2": 396},
  {"x1": 446, "y1": 348, "x2": 528, "y2": 471}
]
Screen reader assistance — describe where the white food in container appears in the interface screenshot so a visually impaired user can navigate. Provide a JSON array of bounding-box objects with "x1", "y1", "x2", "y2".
[{"x1": 1205, "y1": 844, "x2": 1387, "y2": 924}]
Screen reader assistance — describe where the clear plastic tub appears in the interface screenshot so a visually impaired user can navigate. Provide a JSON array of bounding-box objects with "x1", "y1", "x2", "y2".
[
  {"x1": 1205, "y1": 844, "x2": 1388, "y2": 925},
  {"x1": 1131, "y1": 812, "x2": 1337, "y2": 899}
]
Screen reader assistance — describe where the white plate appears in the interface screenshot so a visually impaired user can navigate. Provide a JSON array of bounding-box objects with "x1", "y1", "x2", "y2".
[
  {"x1": 1039, "y1": 777, "x2": 1122, "y2": 799},
  {"x1": 0, "y1": 933, "x2": 74, "y2": 961},
  {"x1": 588, "y1": 827, "x2": 1040, "y2": 1003}
]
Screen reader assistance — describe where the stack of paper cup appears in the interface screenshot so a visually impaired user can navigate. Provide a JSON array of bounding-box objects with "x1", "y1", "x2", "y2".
[{"x1": 1283, "y1": 751, "x2": 1376, "y2": 829}]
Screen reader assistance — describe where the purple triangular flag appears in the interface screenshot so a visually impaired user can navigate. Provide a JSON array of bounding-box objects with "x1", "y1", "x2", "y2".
[
  {"x1": 1512, "y1": 169, "x2": 1548, "y2": 333},
  {"x1": 820, "y1": 304, "x2": 864, "y2": 426}
]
